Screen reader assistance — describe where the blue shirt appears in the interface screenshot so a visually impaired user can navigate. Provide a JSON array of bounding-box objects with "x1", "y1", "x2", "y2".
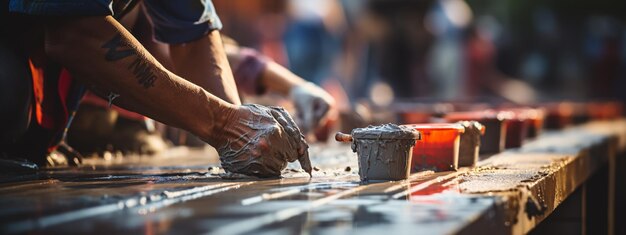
[{"x1": 9, "y1": 0, "x2": 223, "y2": 44}]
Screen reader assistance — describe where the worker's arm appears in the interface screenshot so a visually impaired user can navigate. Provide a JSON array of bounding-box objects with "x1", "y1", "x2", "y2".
[
  {"x1": 224, "y1": 43, "x2": 301, "y2": 96},
  {"x1": 44, "y1": 16, "x2": 311, "y2": 176},
  {"x1": 45, "y1": 16, "x2": 225, "y2": 142},
  {"x1": 225, "y1": 44, "x2": 336, "y2": 134},
  {"x1": 168, "y1": 34, "x2": 241, "y2": 105}
]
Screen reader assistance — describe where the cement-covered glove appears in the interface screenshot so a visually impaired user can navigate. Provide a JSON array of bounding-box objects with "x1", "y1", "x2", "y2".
[
  {"x1": 214, "y1": 104, "x2": 312, "y2": 177},
  {"x1": 289, "y1": 82, "x2": 335, "y2": 135}
]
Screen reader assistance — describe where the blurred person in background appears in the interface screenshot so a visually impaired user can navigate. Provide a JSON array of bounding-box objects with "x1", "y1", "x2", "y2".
[{"x1": 425, "y1": 0, "x2": 473, "y2": 99}]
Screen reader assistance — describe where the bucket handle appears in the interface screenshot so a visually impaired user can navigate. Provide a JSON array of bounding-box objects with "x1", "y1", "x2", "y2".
[{"x1": 335, "y1": 132, "x2": 353, "y2": 142}]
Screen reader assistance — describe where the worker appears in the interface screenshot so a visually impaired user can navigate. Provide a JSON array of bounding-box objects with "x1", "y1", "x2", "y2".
[
  {"x1": 0, "y1": 0, "x2": 314, "y2": 177},
  {"x1": 65, "y1": 4, "x2": 336, "y2": 155}
]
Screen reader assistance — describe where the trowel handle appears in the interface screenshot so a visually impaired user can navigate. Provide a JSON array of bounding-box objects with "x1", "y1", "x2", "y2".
[{"x1": 335, "y1": 132, "x2": 353, "y2": 142}]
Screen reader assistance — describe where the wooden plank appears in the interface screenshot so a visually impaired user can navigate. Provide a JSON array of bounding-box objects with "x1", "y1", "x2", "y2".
[{"x1": 0, "y1": 120, "x2": 624, "y2": 234}]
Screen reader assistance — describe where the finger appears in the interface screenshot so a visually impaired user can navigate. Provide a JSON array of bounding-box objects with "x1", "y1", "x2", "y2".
[
  {"x1": 297, "y1": 147, "x2": 313, "y2": 177},
  {"x1": 269, "y1": 109, "x2": 302, "y2": 162},
  {"x1": 262, "y1": 149, "x2": 288, "y2": 174},
  {"x1": 271, "y1": 107, "x2": 313, "y2": 176},
  {"x1": 270, "y1": 109, "x2": 299, "y2": 139},
  {"x1": 271, "y1": 107, "x2": 304, "y2": 137},
  {"x1": 271, "y1": 108, "x2": 309, "y2": 156},
  {"x1": 276, "y1": 114, "x2": 310, "y2": 172}
]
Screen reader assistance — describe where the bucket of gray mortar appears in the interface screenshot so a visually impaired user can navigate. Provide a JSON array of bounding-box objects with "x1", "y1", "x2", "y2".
[{"x1": 335, "y1": 124, "x2": 421, "y2": 181}]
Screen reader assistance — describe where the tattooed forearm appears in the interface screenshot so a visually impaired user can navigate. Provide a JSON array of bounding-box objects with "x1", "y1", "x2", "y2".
[
  {"x1": 102, "y1": 35, "x2": 134, "y2": 61},
  {"x1": 101, "y1": 34, "x2": 157, "y2": 88},
  {"x1": 128, "y1": 57, "x2": 157, "y2": 88}
]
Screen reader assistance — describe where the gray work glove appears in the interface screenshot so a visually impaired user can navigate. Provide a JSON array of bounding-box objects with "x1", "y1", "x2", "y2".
[{"x1": 289, "y1": 82, "x2": 335, "y2": 135}]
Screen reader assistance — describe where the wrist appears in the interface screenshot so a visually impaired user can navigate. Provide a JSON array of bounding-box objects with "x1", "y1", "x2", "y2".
[
  {"x1": 288, "y1": 81, "x2": 315, "y2": 98},
  {"x1": 194, "y1": 91, "x2": 239, "y2": 146}
]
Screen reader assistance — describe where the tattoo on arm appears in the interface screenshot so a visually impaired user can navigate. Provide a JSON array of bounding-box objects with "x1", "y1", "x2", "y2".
[
  {"x1": 102, "y1": 35, "x2": 134, "y2": 61},
  {"x1": 101, "y1": 34, "x2": 158, "y2": 88}
]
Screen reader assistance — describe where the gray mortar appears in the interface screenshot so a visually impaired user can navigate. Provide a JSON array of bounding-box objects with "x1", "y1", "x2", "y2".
[{"x1": 350, "y1": 124, "x2": 420, "y2": 181}]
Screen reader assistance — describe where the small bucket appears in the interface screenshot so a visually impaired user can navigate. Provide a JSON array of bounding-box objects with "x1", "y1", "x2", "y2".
[
  {"x1": 335, "y1": 124, "x2": 420, "y2": 181},
  {"x1": 456, "y1": 121, "x2": 485, "y2": 167},
  {"x1": 444, "y1": 110, "x2": 513, "y2": 154},
  {"x1": 402, "y1": 123, "x2": 465, "y2": 172}
]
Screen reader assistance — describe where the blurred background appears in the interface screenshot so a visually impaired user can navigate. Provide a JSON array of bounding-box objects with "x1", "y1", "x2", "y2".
[
  {"x1": 57, "y1": 0, "x2": 626, "y2": 156},
  {"x1": 213, "y1": 0, "x2": 626, "y2": 107}
]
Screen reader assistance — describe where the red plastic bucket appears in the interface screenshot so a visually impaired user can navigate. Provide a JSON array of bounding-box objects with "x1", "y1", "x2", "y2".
[{"x1": 402, "y1": 123, "x2": 464, "y2": 172}]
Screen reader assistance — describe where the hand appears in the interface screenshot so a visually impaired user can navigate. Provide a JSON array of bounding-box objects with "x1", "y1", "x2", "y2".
[
  {"x1": 289, "y1": 82, "x2": 336, "y2": 135},
  {"x1": 211, "y1": 104, "x2": 312, "y2": 177}
]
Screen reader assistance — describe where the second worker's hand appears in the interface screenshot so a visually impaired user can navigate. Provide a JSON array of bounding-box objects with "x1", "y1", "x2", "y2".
[
  {"x1": 210, "y1": 104, "x2": 312, "y2": 177},
  {"x1": 290, "y1": 82, "x2": 336, "y2": 135}
]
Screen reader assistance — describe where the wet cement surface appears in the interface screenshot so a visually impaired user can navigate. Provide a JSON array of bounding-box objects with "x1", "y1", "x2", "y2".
[{"x1": 1, "y1": 120, "x2": 625, "y2": 234}]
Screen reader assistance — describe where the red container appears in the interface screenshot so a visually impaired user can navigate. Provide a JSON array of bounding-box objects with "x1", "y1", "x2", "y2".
[
  {"x1": 502, "y1": 108, "x2": 542, "y2": 148},
  {"x1": 444, "y1": 110, "x2": 513, "y2": 154},
  {"x1": 402, "y1": 123, "x2": 465, "y2": 172},
  {"x1": 456, "y1": 121, "x2": 486, "y2": 167},
  {"x1": 504, "y1": 116, "x2": 528, "y2": 149},
  {"x1": 588, "y1": 101, "x2": 623, "y2": 120},
  {"x1": 526, "y1": 108, "x2": 545, "y2": 138},
  {"x1": 543, "y1": 102, "x2": 574, "y2": 129}
]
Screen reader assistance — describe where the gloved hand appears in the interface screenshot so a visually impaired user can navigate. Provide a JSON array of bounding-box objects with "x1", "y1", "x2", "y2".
[
  {"x1": 212, "y1": 104, "x2": 312, "y2": 177},
  {"x1": 289, "y1": 82, "x2": 336, "y2": 135}
]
